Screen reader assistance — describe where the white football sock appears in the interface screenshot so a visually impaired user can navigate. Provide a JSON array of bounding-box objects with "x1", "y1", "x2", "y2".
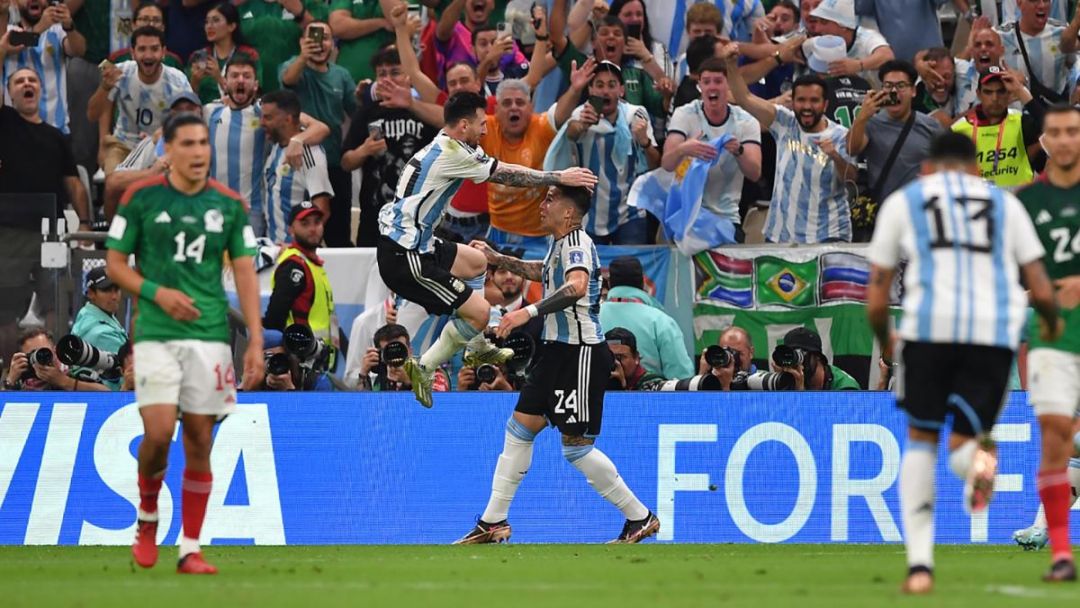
[
  {"x1": 948, "y1": 439, "x2": 977, "y2": 481},
  {"x1": 481, "y1": 420, "x2": 536, "y2": 523},
  {"x1": 566, "y1": 445, "x2": 649, "y2": 521},
  {"x1": 179, "y1": 536, "x2": 200, "y2": 559},
  {"x1": 1032, "y1": 504, "x2": 1048, "y2": 530},
  {"x1": 901, "y1": 440, "x2": 937, "y2": 570},
  {"x1": 419, "y1": 318, "x2": 476, "y2": 370}
]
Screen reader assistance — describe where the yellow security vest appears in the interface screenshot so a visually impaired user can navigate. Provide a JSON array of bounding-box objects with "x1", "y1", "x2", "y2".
[
  {"x1": 271, "y1": 247, "x2": 336, "y2": 364},
  {"x1": 951, "y1": 108, "x2": 1033, "y2": 188}
]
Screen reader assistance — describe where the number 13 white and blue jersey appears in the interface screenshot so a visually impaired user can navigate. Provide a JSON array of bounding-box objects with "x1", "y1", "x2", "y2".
[
  {"x1": 542, "y1": 229, "x2": 604, "y2": 345},
  {"x1": 379, "y1": 132, "x2": 498, "y2": 253},
  {"x1": 867, "y1": 171, "x2": 1044, "y2": 349}
]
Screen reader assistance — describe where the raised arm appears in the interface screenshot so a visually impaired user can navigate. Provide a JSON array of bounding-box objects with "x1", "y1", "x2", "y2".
[
  {"x1": 552, "y1": 56, "x2": 595, "y2": 129},
  {"x1": 488, "y1": 163, "x2": 597, "y2": 189},
  {"x1": 1062, "y1": 9, "x2": 1080, "y2": 55},
  {"x1": 436, "y1": 0, "x2": 466, "y2": 43},
  {"x1": 549, "y1": 0, "x2": 571, "y2": 55},
  {"x1": 388, "y1": 3, "x2": 441, "y2": 103},
  {"x1": 722, "y1": 43, "x2": 777, "y2": 128}
]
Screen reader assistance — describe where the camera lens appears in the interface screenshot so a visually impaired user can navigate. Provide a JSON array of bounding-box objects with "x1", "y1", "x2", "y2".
[
  {"x1": 283, "y1": 323, "x2": 317, "y2": 359},
  {"x1": 30, "y1": 348, "x2": 53, "y2": 366},
  {"x1": 772, "y1": 345, "x2": 801, "y2": 368},
  {"x1": 380, "y1": 341, "x2": 408, "y2": 368},
  {"x1": 704, "y1": 345, "x2": 731, "y2": 368},
  {"x1": 475, "y1": 364, "x2": 498, "y2": 384},
  {"x1": 266, "y1": 353, "x2": 291, "y2": 376}
]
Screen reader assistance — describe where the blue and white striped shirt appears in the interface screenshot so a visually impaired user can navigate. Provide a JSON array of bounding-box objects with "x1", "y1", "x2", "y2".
[
  {"x1": 379, "y1": 132, "x2": 498, "y2": 253},
  {"x1": 542, "y1": 229, "x2": 604, "y2": 345},
  {"x1": 764, "y1": 105, "x2": 853, "y2": 243},
  {"x1": 110, "y1": 61, "x2": 192, "y2": 148},
  {"x1": 263, "y1": 142, "x2": 334, "y2": 243},
  {"x1": 997, "y1": 20, "x2": 1072, "y2": 94},
  {"x1": 2, "y1": 24, "x2": 70, "y2": 133},
  {"x1": 1001, "y1": 0, "x2": 1069, "y2": 25},
  {"x1": 867, "y1": 171, "x2": 1045, "y2": 348},
  {"x1": 206, "y1": 101, "x2": 267, "y2": 231}
]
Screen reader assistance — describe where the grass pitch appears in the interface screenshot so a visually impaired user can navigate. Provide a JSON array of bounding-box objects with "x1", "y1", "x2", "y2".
[{"x1": 2, "y1": 544, "x2": 1079, "y2": 607}]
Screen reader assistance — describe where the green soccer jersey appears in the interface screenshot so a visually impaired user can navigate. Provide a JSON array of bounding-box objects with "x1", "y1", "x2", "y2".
[
  {"x1": 1018, "y1": 177, "x2": 1080, "y2": 354},
  {"x1": 106, "y1": 176, "x2": 257, "y2": 344}
]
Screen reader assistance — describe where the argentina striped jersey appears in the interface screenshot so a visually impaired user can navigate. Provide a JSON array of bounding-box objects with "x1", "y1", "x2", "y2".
[
  {"x1": 997, "y1": 21, "x2": 1071, "y2": 94},
  {"x1": 110, "y1": 62, "x2": 192, "y2": 148},
  {"x1": 2, "y1": 24, "x2": 70, "y2": 133},
  {"x1": 541, "y1": 229, "x2": 604, "y2": 345},
  {"x1": 1001, "y1": 0, "x2": 1069, "y2": 24},
  {"x1": 378, "y1": 132, "x2": 498, "y2": 253},
  {"x1": 867, "y1": 171, "x2": 1045, "y2": 349},
  {"x1": 206, "y1": 101, "x2": 266, "y2": 228},
  {"x1": 263, "y1": 142, "x2": 334, "y2": 243},
  {"x1": 764, "y1": 105, "x2": 853, "y2": 243}
]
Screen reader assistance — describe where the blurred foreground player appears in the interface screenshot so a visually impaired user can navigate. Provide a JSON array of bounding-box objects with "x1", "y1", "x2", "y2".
[
  {"x1": 376, "y1": 92, "x2": 597, "y2": 407},
  {"x1": 455, "y1": 186, "x2": 659, "y2": 544},
  {"x1": 866, "y1": 132, "x2": 1060, "y2": 594},
  {"x1": 1011, "y1": 105, "x2": 1080, "y2": 582},
  {"x1": 105, "y1": 113, "x2": 266, "y2": 574}
]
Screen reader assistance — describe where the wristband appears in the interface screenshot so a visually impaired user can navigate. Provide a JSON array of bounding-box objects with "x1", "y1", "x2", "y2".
[
  {"x1": 535, "y1": 34, "x2": 549, "y2": 41},
  {"x1": 773, "y1": 50, "x2": 783, "y2": 66},
  {"x1": 525, "y1": 304, "x2": 539, "y2": 319},
  {"x1": 140, "y1": 280, "x2": 160, "y2": 301}
]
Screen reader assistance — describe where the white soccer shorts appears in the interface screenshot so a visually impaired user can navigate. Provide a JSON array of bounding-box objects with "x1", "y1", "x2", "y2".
[
  {"x1": 133, "y1": 340, "x2": 237, "y2": 416},
  {"x1": 1027, "y1": 348, "x2": 1080, "y2": 418}
]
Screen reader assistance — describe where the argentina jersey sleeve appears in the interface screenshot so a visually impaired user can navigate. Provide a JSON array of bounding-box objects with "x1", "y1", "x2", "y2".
[
  {"x1": 442, "y1": 138, "x2": 498, "y2": 184},
  {"x1": 301, "y1": 145, "x2": 334, "y2": 199}
]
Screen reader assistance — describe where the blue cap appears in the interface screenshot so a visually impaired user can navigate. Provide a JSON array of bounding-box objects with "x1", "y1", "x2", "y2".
[
  {"x1": 263, "y1": 329, "x2": 284, "y2": 349},
  {"x1": 168, "y1": 90, "x2": 201, "y2": 109}
]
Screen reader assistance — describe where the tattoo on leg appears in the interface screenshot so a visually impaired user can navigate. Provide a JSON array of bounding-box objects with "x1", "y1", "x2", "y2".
[{"x1": 561, "y1": 434, "x2": 595, "y2": 447}]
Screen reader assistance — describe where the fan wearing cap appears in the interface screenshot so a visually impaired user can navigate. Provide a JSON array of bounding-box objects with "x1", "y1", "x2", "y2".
[
  {"x1": 549, "y1": 58, "x2": 660, "y2": 244},
  {"x1": 951, "y1": 65, "x2": 1043, "y2": 188},
  {"x1": 263, "y1": 200, "x2": 337, "y2": 368},
  {"x1": 90, "y1": 26, "x2": 195, "y2": 177},
  {"x1": 804, "y1": 0, "x2": 893, "y2": 81},
  {"x1": 605, "y1": 327, "x2": 665, "y2": 391},
  {"x1": 103, "y1": 90, "x2": 203, "y2": 219},
  {"x1": 773, "y1": 327, "x2": 859, "y2": 390},
  {"x1": 69, "y1": 267, "x2": 129, "y2": 390}
]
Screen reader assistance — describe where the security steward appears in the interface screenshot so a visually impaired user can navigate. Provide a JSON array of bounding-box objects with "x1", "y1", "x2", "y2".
[{"x1": 263, "y1": 200, "x2": 337, "y2": 367}]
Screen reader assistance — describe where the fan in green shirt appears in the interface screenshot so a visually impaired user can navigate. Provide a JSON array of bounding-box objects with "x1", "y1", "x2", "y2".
[{"x1": 237, "y1": 0, "x2": 329, "y2": 94}]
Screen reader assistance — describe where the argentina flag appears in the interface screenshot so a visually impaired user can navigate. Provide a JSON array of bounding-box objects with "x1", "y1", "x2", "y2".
[{"x1": 627, "y1": 134, "x2": 737, "y2": 256}]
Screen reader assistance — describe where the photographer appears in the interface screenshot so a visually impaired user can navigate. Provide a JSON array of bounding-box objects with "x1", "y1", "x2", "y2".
[
  {"x1": 3, "y1": 328, "x2": 107, "y2": 392},
  {"x1": 606, "y1": 328, "x2": 664, "y2": 390},
  {"x1": 356, "y1": 324, "x2": 448, "y2": 392},
  {"x1": 457, "y1": 363, "x2": 515, "y2": 391},
  {"x1": 698, "y1": 326, "x2": 756, "y2": 390},
  {"x1": 773, "y1": 327, "x2": 860, "y2": 390},
  {"x1": 70, "y1": 267, "x2": 129, "y2": 390},
  {"x1": 261, "y1": 329, "x2": 333, "y2": 392}
]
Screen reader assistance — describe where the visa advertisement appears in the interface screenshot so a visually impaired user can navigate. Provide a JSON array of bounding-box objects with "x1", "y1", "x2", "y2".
[{"x1": 0, "y1": 392, "x2": 1057, "y2": 545}]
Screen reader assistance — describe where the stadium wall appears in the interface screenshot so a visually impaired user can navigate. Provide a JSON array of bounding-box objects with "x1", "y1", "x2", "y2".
[{"x1": 0, "y1": 392, "x2": 1055, "y2": 545}]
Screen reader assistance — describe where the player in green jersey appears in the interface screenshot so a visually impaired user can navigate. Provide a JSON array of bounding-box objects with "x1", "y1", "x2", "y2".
[
  {"x1": 105, "y1": 112, "x2": 265, "y2": 575},
  {"x1": 1013, "y1": 105, "x2": 1080, "y2": 583}
]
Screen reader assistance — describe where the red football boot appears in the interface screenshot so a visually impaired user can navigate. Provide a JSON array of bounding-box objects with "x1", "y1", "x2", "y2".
[
  {"x1": 177, "y1": 552, "x2": 218, "y2": 575},
  {"x1": 131, "y1": 520, "x2": 158, "y2": 568}
]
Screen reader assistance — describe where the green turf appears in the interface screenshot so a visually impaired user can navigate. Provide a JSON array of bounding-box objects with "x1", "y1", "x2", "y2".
[{"x1": 2, "y1": 545, "x2": 1079, "y2": 607}]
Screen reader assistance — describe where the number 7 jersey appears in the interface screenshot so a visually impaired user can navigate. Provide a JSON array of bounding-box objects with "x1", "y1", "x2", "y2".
[
  {"x1": 867, "y1": 170, "x2": 1045, "y2": 349},
  {"x1": 1017, "y1": 176, "x2": 1080, "y2": 354},
  {"x1": 106, "y1": 175, "x2": 257, "y2": 344}
]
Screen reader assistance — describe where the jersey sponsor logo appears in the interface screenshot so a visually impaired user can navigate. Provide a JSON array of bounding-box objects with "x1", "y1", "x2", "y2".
[
  {"x1": 1036, "y1": 210, "x2": 1053, "y2": 225},
  {"x1": 154, "y1": 211, "x2": 171, "y2": 224},
  {"x1": 204, "y1": 209, "x2": 225, "y2": 233},
  {"x1": 108, "y1": 216, "x2": 128, "y2": 240},
  {"x1": 182, "y1": 215, "x2": 197, "y2": 224}
]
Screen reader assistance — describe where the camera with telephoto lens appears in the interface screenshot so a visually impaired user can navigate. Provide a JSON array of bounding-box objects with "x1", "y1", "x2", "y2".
[
  {"x1": 703, "y1": 345, "x2": 736, "y2": 368},
  {"x1": 475, "y1": 364, "x2": 499, "y2": 385},
  {"x1": 283, "y1": 323, "x2": 331, "y2": 370},
  {"x1": 57, "y1": 335, "x2": 122, "y2": 380},
  {"x1": 772, "y1": 344, "x2": 805, "y2": 369},
  {"x1": 656, "y1": 374, "x2": 722, "y2": 391},
  {"x1": 20, "y1": 347, "x2": 55, "y2": 380},
  {"x1": 266, "y1": 353, "x2": 292, "y2": 376},
  {"x1": 730, "y1": 370, "x2": 796, "y2": 391},
  {"x1": 372, "y1": 340, "x2": 408, "y2": 378}
]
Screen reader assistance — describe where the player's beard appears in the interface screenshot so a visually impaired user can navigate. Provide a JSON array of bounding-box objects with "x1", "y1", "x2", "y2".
[
  {"x1": 229, "y1": 87, "x2": 253, "y2": 108},
  {"x1": 797, "y1": 108, "x2": 824, "y2": 131}
]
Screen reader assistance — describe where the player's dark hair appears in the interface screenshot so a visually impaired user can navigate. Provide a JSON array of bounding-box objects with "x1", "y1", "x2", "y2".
[
  {"x1": 130, "y1": 25, "x2": 166, "y2": 48},
  {"x1": 371, "y1": 46, "x2": 401, "y2": 70},
  {"x1": 605, "y1": 327, "x2": 639, "y2": 355},
  {"x1": 929, "y1": 132, "x2": 978, "y2": 163},
  {"x1": 373, "y1": 324, "x2": 410, "y2": 348},
  {"x1": 472, "y1": 24, "x2": 496, "y2": 48},
  {"x1": 558, "y1": 185, "x2": 592, "y2": 218},
  {"x1": 260, "y1": 89, "x2": 302, "y2": 121},
  {"x1": 225, "y1": 51, "x2": 258, "y2": 75},
  {"x1": 444, "y1": 91, "x2": 488, "y2": 125},
  {"x1": 163, "y1": 112, "x2": 207, "y2": 143},
  {"x1": 698, "y1": 57, "x2": 728, "y2": 78},
  {"x1": 878, "y1": 60, "x2": 917, "y2": 85},
  {"x1": 17, "y1": 326, "x2": 52, "y2": 350},
  {"x1": 686, "y1": 35, "x2": 718, "y2": 75},
  {"x1": 792, "y1": 74, "x2": 831, "y2": 105},
  {"x1": 1044, "y1": 103, "x2": 1080, "y2": 120}
]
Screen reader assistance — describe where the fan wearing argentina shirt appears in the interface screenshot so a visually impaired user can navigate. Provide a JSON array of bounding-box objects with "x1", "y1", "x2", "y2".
[
  {"x1": 259, "y1": 89, "x2": 334, "y2": 244},
  {"x1": 995, "y1": 0, "x2": 1080, "y2": 105},
  {"x1": 662, "y1": 56, "x2": 762, "y2": 243},
  {"x1": 205, "y1": 54, "x2": 330, "y2": 238},
  {"x1": 377, "y1": 91, "x2": 597, "y2": 408},
  {"x1": 723, "y1": 41, "x2": 857, "y2": 243}
]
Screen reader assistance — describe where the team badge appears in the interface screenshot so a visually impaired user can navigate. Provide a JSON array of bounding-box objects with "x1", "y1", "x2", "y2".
[
  {"x1": 451, "y1": 278, "x2": 466, "y2": 293},
  {"x1": 568, "y1": 250, "x2": 584, "y2": 265},
  {"x1": 204, "y1": 209, "x2": 225, "y2": 233}
]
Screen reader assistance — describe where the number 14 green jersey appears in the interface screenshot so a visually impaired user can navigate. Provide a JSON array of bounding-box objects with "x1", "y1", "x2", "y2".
[
  {"x1": 106, "y1": 175, "x2": 257, "y2": 343},
  {"x1": 1018, "y1": 177, "x2": 1080, "y2": 354}
]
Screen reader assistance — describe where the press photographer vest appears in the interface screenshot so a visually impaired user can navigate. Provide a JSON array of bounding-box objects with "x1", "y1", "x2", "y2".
[
  {"x1": 951, "y1": 108, "x2": 1033, "y2": 187},
  {"x1": 271, "y1": 247, "x2": 336, "y2": 364}
]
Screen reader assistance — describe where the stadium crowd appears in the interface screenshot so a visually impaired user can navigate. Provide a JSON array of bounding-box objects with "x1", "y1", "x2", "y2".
[{"x1": 0, "y1": 0, "x2": 1076, "y2": 391}]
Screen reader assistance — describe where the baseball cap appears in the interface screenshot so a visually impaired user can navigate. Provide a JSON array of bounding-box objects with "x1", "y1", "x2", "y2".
[
  {"x1": 782, "y1": 327, "x2": 823, "y2": 354},
  {"x1": 979, "y1": 65, "x2": 1006, "y2": 86},
  {"x1": 168, "y1": 90, "x2": 201, "y2": 109},
  {"x1": 809, "y1": 0, "x2": 858, "y2": 30},
  {"x1": 288, "y1": 200, "x2": 324, "y2": 225},
  {"x1": 593, "y1": 60, "x2": 624, "y2": 84},
  {"x1": 85, "y1": 266, "x2": 115, "y2": 291},
  {"x1": 608, "y1": 256, "x2": 644, "y2": 289},
  {"x1": 605, "y1": 327, "x2": 638, "y2": 351}
]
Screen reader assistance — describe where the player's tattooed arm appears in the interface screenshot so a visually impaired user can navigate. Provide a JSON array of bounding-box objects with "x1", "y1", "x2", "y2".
[
  {"x1": 530, "y1": 270, "x2": 589, "y2": 316},
  {"x1": 489, "y1": 253, "x2": 544, "y2": 281},
  {"x1": 488, "y1": 163, "x2": 562, "y2": 188}
]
